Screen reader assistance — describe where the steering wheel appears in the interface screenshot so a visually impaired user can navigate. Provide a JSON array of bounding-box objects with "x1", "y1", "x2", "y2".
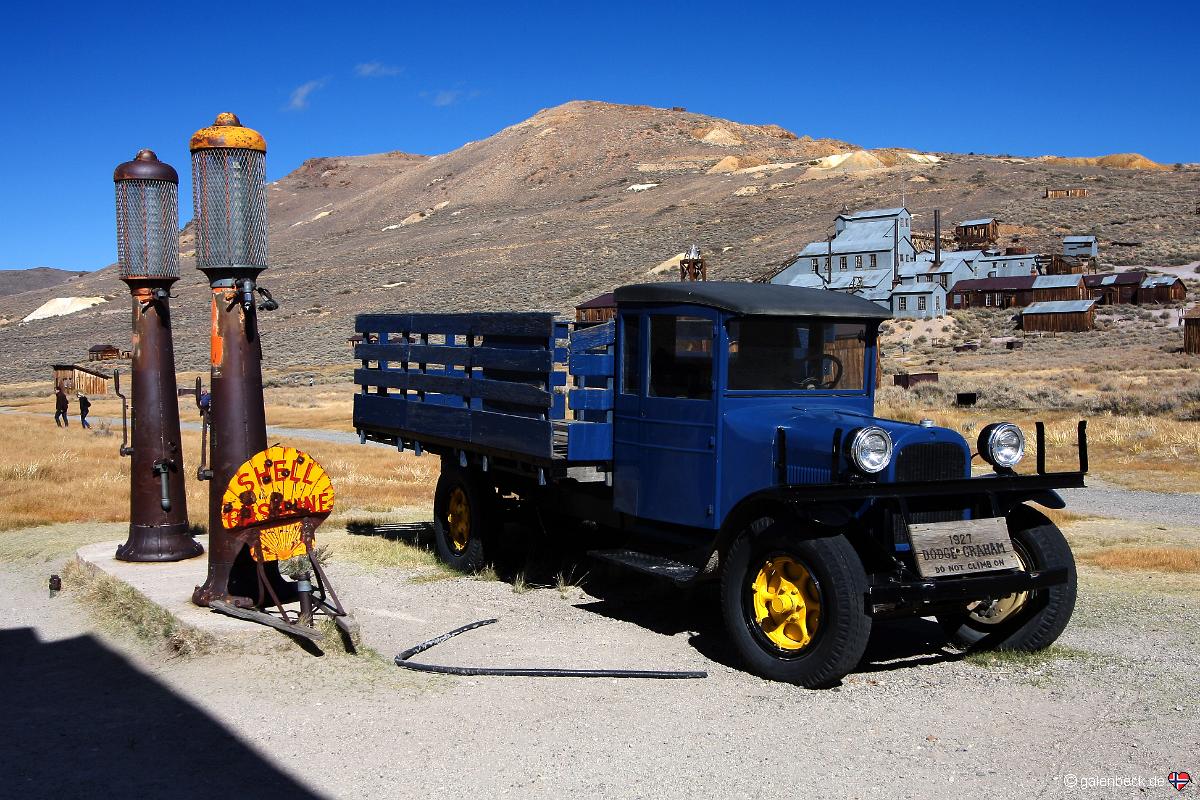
[{"x1": 792, "y1": 353, "x2": 844, "y2": 390}]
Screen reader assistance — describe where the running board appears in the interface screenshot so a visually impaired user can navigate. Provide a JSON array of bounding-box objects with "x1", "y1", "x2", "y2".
[{"x1": 588, "y1": 549, "x2": 700, "y2": 586}]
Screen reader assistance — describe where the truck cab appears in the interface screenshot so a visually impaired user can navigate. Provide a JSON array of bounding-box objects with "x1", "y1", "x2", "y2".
[{"x1": 353, "y1": 281, "x2": 1087, "y2": 688}]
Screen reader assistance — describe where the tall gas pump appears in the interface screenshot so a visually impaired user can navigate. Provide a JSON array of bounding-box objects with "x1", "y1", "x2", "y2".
[
  {"x1": 113, "y1": 150, "x2": 202, "y2": 563},
  {"x1": 188, "y1": 113, "x2": 281, "y2": 607}
]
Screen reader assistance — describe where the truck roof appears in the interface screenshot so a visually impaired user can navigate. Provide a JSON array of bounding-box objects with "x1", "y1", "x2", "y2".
[{"x1": 613, "y1": 281, "x2": 892, "y2": 320}]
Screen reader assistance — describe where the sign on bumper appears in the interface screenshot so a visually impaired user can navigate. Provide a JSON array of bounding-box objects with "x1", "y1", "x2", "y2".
[{"x1": 908, "y1": 517, "x2": 1020, "y2": 578}]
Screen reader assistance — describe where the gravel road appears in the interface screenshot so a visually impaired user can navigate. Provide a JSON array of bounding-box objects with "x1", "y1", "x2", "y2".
[
  {"x1": 1059, "y1": 478, "x2": 1200, "y2": 527},
  {"x1": 2, "y1": 534, "x2": 1197, "y2": 800}
]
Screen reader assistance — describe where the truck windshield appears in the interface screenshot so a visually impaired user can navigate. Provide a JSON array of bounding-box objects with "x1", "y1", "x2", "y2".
[{"x1": 727, "y1": 317, "x2": 867, "y2": 391}]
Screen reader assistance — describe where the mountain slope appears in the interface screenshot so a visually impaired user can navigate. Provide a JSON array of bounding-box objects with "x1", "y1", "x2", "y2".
[
  {"x1": 0, "y1": 267, "x2": 88, "y2": 298},
  {"x1": 0, "y1": 100, "x2": 1195, "y2": 382}
]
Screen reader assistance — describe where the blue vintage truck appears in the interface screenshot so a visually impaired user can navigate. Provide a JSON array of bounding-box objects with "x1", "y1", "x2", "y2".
[{"x1": 353, "y1": 282, "x2": 1086, "y2": 687}]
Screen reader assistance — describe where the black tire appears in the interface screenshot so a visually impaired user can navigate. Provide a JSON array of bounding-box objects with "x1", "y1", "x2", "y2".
[
  {"x1": 721, "y1": 523, "x2": 871, "y2": 688},
  {"x1": 432, "y1": 465, "x2": 495, "y2": 573},
  {"x1": 937, "y1": 508, "x2": 1077, "y2": 652}
]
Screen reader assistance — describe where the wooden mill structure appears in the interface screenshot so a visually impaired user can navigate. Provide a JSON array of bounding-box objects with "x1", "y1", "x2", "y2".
[{"x1": 1185, "y1": 308, "x2": 1200, "y2": 355}]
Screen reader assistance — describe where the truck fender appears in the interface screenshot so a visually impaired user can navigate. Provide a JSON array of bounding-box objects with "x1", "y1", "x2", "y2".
[
  {"x1": 713, "y1": 497, "x2": 852, "y2": 566},
  {"x1": 996, "y1": 488, "x2": 1065, "y2": 512}
]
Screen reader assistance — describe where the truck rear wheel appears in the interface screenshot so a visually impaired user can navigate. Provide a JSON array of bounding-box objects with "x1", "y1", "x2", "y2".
[
  {"x1": 433, "y1": 466, "x2": 494, "y2": 573},
  {"x1": 721, "y1": 524, "x2": 871, "y2": 689},
  {"x1": 936, "y1": 511, "x2": 1077, "y2": 652}
]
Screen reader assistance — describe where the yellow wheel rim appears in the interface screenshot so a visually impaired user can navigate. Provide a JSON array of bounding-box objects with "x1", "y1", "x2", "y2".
[
  {"x1": 967, "y1": 545, "x2": 1030, "y2": 625},
  {"x1": 751, "y1": 555, "x2": 821, "y2": 651},
  {"x1": 446, "y1": 487, "x2": 470, "y2": 554}
]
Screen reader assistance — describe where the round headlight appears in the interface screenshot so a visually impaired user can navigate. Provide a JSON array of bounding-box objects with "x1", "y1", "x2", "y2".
[
  {"x1": 849, "y1": 426, "x2": 893, "y2": 474},
  {"x1": 979, "y1": 423, "x2": 1025, "y2": 469}
]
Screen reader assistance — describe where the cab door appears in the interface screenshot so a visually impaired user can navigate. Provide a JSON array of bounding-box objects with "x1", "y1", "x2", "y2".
[{"x1": 613, "y1": 308, "x2": 719, "y2": 529}]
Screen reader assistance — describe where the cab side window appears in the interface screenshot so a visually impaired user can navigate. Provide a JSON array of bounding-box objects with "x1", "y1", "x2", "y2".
[
  {"x1": 620, "y1": 315, "x2": 640, "y2": 394},
  {"x1": 648, "y1": 315, "x2": 713, "y2": 399}
]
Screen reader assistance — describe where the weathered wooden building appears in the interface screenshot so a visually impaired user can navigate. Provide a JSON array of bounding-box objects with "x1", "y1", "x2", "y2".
[
  {"x1": 1185, "y1": 308, "x2": 1200, "y2": 355},
  {"x1": 1045, "y1": 188, "x2": 1087, "y2": 199},
  {"x1": 1020, "y1": 300, "x2": 1097, "y2": 332},
  {"x1": 1083, "y1": 271, "x2": 1146, "y2": 305},
  {"x1": 1063, "y1": 235, "x2": 1098, "y2": 259},
  {"x1": 575, "y1": 292, "x2": 616, "y2": 325},
  {"x1": 52, "y1": 363, "x2": 111, "y2": 396},
  {"x1": 88, "y1": 344, "x2": 121, "y2": 362},
  {"x1": 1039, "y1": 253, "x2": 1095, "y2": 275},
  {"x1": 954, "y1": 218, "x2": 998, "y2": 250},
  {"x1": 1140, "y1": 275, "x2": 1186, "y2": 304},
  {"x1": 949, "y1": 275, "x2": 1088, "y2": 309}
]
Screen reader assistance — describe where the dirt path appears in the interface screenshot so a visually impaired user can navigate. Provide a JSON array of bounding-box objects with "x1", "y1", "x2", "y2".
[{"x1": 2, "y1": 522, "x2": 1197, "y2": 800}]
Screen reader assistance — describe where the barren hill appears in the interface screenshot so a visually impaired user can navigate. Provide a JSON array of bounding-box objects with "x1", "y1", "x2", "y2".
[
  {"x1": 0, "y1": 267, "x2": 88, "y2": 298},
  {"x1": 0, "y1": 100, "x2": 1197, "y2": 382}
]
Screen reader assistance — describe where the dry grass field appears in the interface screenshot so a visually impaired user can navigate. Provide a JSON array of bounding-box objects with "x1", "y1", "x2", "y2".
[
  {"x1": 880, "y1": 303, "x2": 1200, "y2": 491},
  {"x1": 0, "y1": 392, "x2": 436, "y2": 534}
]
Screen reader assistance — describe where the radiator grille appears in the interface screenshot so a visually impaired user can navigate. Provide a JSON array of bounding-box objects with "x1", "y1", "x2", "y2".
[
  {"x1": 893, "y1": 442, "x2": 969, "y2": 542},
  {"x1": 894, "y1": 442, "x2": 967, "y2": 483}
]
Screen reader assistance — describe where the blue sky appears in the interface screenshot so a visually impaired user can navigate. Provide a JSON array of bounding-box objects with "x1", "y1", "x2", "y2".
[{"x1": 1, "y1": 0, "x2": 1195, "y2": 271}]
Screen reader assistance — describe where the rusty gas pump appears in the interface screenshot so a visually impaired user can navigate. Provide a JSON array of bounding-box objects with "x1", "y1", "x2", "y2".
[
  {"x1": 113, "y1": 150, "x2": 203, "y2": 562},
  {"x1": 189, "y1": 113, "x2": 282, "y2": 607}
]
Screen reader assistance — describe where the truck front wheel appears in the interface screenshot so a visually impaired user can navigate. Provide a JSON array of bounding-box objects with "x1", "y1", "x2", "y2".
[
  {"x1": 721, "y1": 525, "x2": 871, "y2": 689},
  {"x1": 936, "y1": 513, "x2": 1077, "y2": 652},
  {"x1": 433, "y1": 466, "x2": 494, "y2": 573}
]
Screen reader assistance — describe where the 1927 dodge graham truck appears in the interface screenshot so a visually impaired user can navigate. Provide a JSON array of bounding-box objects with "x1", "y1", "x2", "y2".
[{"x1": 352, "y1": 282, "x2": 1086, "y2": 687}]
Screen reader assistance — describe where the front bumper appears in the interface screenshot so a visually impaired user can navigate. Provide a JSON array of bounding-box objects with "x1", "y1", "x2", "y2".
[
  {"x1": 774, "y1": 471, "x2": 1085, "y2": 503},
  {"x1": 865, "y1": 566, "x2": 1068, "y2": 618}
]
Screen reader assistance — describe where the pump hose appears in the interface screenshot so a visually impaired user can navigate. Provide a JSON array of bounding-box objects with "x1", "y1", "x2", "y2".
[{"x1": 394, "y1": 618, "x2": 707, "y2": 679}]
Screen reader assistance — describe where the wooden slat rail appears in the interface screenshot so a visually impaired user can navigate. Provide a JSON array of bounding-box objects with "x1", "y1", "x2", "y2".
[
  {"x1": 351, "y1": 368, "x2": 552, "y2": 408},
  {"x1": 565, "y1": 320, "x2": 616, "y2": 438},
  {"x1": 354, "y1": 313, "x2": 618, "y2": 464},
  {"x1": 355, "y1": 343, "x2": 553, "y2": 373},
  {"x1": 354, "y1": 312, "x2": 561, "y2": 460}
]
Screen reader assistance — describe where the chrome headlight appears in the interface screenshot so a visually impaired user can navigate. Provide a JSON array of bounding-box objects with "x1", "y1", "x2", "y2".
[
  {"x1": 979, "y1": 423, "x2": 1025, "y2": 469},
  {"x1": 849, "y1": 426, "x2": 893, "y2": 474}
]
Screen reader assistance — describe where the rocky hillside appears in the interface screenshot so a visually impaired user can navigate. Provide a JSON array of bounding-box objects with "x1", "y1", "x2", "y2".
[
  {"x1": 0, "y1": 100, "x2": 1196, "y2": 382},
  {"x1": 0, "y1": 267, "x2": 88, "y2": 298}
]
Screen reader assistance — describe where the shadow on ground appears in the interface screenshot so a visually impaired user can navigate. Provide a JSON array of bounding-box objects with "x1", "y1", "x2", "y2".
[
  {"x1": 346, "y1": 519, "x2": 434, "y2": 546},
  {"x1": 345, "y1": 518, "x2": 966, "y2": 682},
  {"x1": 0, "y1": 627, "x2": 327, "y2": 799}
]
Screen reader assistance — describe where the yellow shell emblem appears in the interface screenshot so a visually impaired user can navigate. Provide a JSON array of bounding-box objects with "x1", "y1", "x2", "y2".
[
  {"x1": 256, "y1": 521, "x2": 306, "y2": 563},
  {"x1": 221, "y1": 446, "x2": 335, "y2": 531}
]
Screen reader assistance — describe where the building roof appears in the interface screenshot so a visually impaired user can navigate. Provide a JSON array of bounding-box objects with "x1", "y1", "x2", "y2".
[
  {"x1": 951, "y1": 276, "x2": 1037, "y2": 292},
  {"x1": 52, "y1": 363, "x2": 112, "y2": 378},
  {"x1": 1022, "y1": 299, "x2": 1097, "y2": 315},
  {"x1": 949, "y1": 274, "x2": 1083, "y2": 292},
  {"x1": 1063, "y1": 235, "x2": 1097, "y2": 243},
  {"x1": 1033, "y1": 275, "x2": 1085, "y2": 289},
  {"x1": 891, "y1": 284, "x2": 946, "y2": 295},
  {"x1": 575, "y1": 292, "x2": 615, "y2": 310},
  {"x1": 836, "y1": 207, "x2": 907, "y2": 222},
  {"x1": 613, "y1": 281, "x2": 892, "y2": 320},
  {"x1": 1142, "y1": 275, "x2": 1183, "y2": 288},
  {"x1": 913, "y1": 249, "x2": 982, "y2": 264},
  {"x1": 958, "y1": 218, "x2": 995, "y2": 227},
  {"x1": 88, "y1": 344, "x2": 119, "y2": 352},
  {"x1": 1083, "y1": 271, "x2": 1145, "y2": 287},
  {"x1": 797, "y1": 218, "x2": 900, "y2": 257},
  {"x1": 978, "y1": 252, "x2": 1035, "y2": 262}
]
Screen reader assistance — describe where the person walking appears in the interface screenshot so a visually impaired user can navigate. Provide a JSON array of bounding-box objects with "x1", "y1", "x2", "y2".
[
  {"x1": 78, "y1": 393, "x2": 92, "y2": 429},
  {"x1": 54, "y1": 386, "x2": 69, "y2": 427}
]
